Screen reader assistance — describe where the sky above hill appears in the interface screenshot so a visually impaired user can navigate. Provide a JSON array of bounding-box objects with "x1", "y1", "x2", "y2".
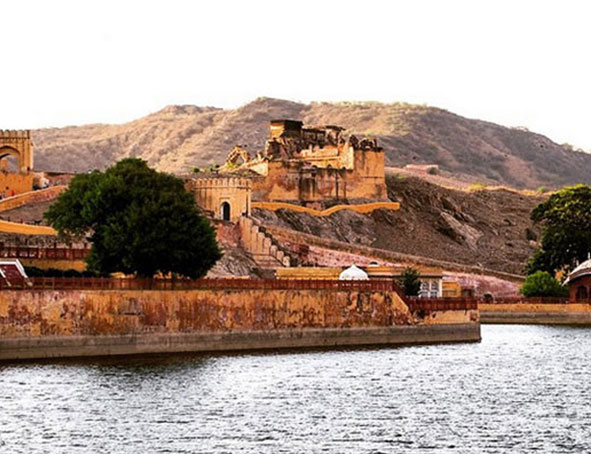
[{"x1": 3, "y1": 0, "x2": 590, "y2": 150}]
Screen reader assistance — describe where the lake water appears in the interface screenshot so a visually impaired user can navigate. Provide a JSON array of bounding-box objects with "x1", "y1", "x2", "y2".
[{"x1": 1, "y1": 325, "x2": 590, "y2": 453}]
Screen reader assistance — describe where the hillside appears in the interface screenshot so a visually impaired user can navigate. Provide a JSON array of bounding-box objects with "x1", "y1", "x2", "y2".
[
  {"x1": 251, "y1": 173, "x2": 545, "y2": 275},
  {"x1": 32, "y1": 98, "x2": 591, "y2": 189},
  {"x1": 1, "y1": 171, "x2": 543, "y2": 276}
]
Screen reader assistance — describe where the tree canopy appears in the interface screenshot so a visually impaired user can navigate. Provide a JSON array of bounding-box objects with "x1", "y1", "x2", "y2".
[
  {"x1": 520, "y1": 271, "x2": 568, "y2": 298},
  {"x1": 45, "y1": 159, "x2": 221, "y2": 278},
  {"x1": 527, "y1": 184, "x2": 591, "y2": 275},
  {"x1": 397, "y1": 267, "x2": 421, "y2": 297}
]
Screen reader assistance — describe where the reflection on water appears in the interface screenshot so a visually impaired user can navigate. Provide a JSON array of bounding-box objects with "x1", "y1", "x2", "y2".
[{"x1": 1, "y1": 325, "x2": 590, "y2": 453}]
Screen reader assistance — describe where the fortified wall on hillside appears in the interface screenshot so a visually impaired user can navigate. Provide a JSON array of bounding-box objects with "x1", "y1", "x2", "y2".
[{"x1": 189, "y1": 120, "x2": 387, "y2": 222}]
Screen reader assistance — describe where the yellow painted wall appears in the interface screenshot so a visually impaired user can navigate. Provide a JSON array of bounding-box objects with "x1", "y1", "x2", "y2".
[
  {"x1": 19, "y1": 258, "x2": 86, "y2": 271},
  {"x1": 0, "y1": 220, "x2": 56, "y2": 235},
  {"x1": 0, "y1": 185, "x2": 66, "y2": 213},
  {"x1": 443, "y1": 281, "x2": 462, "y2": 297},
  {"x1": 0, "y1": 172, "x2": 34, "y2": 197},
  {"x1": 251, "y1": 201, "x2": 400, "y2": 216}
]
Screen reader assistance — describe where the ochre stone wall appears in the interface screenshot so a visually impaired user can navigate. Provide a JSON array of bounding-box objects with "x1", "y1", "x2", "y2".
[
  {"x1": 0, "y1": 288, "x2": 415, "y2": 338},
  {"x1": 251, "y1": 149, "x2": 386, "y2": 203},
  {"x1": 238, "y1": 217, "x2": 291, "y2": 267},
  {"x1": 0, "y1": 220, "x2": 56, "y2": 235},
  {"x1": 479, "y1": 303, "x2": 591, "y2": 313},
  {"x1": 0, "y1": 172, "x2": 34, "y2": 198},
  {"x1": 0, "y1": 130, "x2": 33, "y2": 174},
  {"x1": 189, "y1": 177, "x2": 252, "y2": 222},
  {"x1": 18, "y1": 258, "x2": 87, "y2": 271},
  {"x1": 251, "y1": 201, "x2": 399, "y2": 216},
  {"x1": 0, "y1": 186, "x2": 66, "y2": 214},
  {"x1": 479, "y1": 302, "x2": 591, "y2": 325}
]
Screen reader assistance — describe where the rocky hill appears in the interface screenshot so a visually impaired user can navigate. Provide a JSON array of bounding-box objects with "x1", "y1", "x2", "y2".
[
  {"x1": 32, "y1": 97, "x2": 591, "y2": 189},
  {"x1": 252, "y1": 173, "x2": 545, "y2": 276}
]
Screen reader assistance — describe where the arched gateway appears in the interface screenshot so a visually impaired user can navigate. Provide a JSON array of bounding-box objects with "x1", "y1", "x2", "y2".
[{"x1": 0, "y1": 130, "x2": 33, "y2": 174}]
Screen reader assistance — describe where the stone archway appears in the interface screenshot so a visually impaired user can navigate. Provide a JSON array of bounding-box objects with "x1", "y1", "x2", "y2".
[
  {"x1": 0, "y1": 131, "x2": 33, "y2": 174},
  {"x1": 0, "y1": 146, "x2": 22, "y2": 173},
  {"x1": 221, "y1": 201, "x2": 231, "y2": 221}
]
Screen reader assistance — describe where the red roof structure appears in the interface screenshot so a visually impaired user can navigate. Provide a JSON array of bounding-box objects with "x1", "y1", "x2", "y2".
[{"x1": 0, "y1": 259, "x2": 28, "y2": 287}]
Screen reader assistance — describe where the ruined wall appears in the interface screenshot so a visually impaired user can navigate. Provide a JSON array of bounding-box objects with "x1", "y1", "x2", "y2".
[{"x1": 251, "y1": 148, "x2": 386, "y2": 203}]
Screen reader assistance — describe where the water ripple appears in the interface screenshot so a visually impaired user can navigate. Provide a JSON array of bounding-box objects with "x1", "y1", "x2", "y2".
[{"x1": 1, "y1": 325, "x2": 590, "y2": 453}]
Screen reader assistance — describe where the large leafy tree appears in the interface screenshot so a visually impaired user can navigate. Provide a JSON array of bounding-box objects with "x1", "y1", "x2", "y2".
[
  {"x1": 520, "y1": 271, "x2": 568, "y2": 298},
  {"x1": 45, "y1": 159, "x2": 221, "y2": 278},
  {"x1": 527, "y1": 184, "x2": 591, "y2": 275}
]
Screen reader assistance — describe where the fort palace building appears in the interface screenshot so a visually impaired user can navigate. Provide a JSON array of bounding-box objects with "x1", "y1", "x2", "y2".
[{"x1": 188, "y1": 119, "x2": 387, "y2": 222}]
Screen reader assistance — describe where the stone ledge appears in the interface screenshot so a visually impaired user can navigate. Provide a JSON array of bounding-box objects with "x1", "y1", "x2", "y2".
[{"x1": 0, "y1": 323, "x2": 480, "y2": 361}]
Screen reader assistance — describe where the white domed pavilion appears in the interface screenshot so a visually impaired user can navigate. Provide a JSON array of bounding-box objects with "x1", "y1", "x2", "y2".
[{"x1": 339, "y1": 265, "x2": 369, "y2": 281}]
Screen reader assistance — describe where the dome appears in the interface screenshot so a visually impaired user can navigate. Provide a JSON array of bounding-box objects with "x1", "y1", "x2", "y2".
[
  {"x1": 566, "y1": 258, "x2": 591, "y2": 283},
  {"x1": 339, "y1": 265, "x2": 369, "y2": 281}
]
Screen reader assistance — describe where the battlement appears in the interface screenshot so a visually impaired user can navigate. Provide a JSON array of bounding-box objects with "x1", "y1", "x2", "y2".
[
  {"x1": 191, "y1": 176, "x2": 253, "y2": 190},
  {"x1": 0, "y1": 130, "x2": 31, "y2": 140}
]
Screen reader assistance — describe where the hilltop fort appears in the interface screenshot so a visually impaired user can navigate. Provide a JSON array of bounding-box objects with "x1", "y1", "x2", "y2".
[{"x1": 188, "y1": 119, "x2": 387, "y2": 222}]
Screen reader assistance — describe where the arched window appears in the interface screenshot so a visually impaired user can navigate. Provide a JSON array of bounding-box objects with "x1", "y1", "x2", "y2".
[
  {"x1": 221, "y1": 202, "x2": 231, "y2": 221},
  {"x1": 576, "y1": 285, "x2": 588, "y2": 302}
]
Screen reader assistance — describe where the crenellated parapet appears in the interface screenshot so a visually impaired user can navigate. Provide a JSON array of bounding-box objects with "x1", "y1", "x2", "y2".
[
  {"x1": 190, "y1": 176, "x2": 252, "y2": 190},
  {"x1": 0, "y1": 130, "x2": 32, "y2": 139}
]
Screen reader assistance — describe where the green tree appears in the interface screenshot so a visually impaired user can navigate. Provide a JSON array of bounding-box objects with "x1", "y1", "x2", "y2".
[
  {"x1": 397, "y1": 267, "x2": 421, "y2": 297},
  {"x1": 520, "y1": 271, "x2": 568, "y2": 297},
  {"x1": 45, "y1": 159, "x2": 221, "y2": 278},
  {"x1": 527, "y1": 184, "x2": 591, "y2": 274}
]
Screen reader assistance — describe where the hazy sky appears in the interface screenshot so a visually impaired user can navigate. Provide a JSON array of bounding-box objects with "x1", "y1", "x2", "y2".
[{"x1": 3, "y1": 0, "x2": 590, "y2": 149}]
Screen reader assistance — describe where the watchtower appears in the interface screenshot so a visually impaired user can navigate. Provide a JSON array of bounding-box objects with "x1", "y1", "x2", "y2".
[
  {"x1": 190, "y1": 176, "x2": 252, "y2": 222},
  {"x1": 0, "y1": 130, "x2": 34, "y2": 173}
]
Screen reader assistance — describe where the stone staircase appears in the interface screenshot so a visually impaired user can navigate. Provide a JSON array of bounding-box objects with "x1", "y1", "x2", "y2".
[{"x1": 238, "y1": 216, "x2": 298, "y2": 270}]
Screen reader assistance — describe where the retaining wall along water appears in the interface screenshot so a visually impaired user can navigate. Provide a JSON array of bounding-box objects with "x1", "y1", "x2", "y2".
[{"x1": 0, "y1": 286, "x2": 479, "y2": 360}]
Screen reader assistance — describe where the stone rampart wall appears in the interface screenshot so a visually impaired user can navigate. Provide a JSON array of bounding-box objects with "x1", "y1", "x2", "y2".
[
  {"x1": 251, "y1": 201, "x2": 400, "y2": 216},
  {"x1": 479, "y1": 302, "x2": 591, "y2": 324},
  {"x1": 0, "y1": 288, "x2": 410, "y2": 338},
  {"x1": 238, "y1": 217, "x2": 291, "y2": 267},
  {"x1": 0, "y1": 185, "x2": 66, "y2": 213},
  {"x1": 0, "y1": 173, "x2": 35, "y2": 198},
  {"x1": 0, "y1": 288, "x2": 479, "y2": 359}
]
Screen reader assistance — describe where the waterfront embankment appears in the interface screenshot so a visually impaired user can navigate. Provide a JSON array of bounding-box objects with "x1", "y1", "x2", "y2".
[
  {"x1": 0, "y1": 280, "x2": 479, "y2": 360},
  {"x1": 480, "y1": 302, "x2": 591, "y2": 325}
]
